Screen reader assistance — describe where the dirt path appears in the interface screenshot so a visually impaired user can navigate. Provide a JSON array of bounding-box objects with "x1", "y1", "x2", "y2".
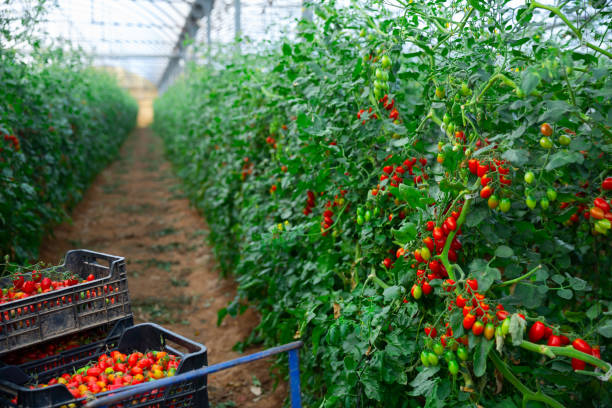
[{"x1": 39, "y1": 128, "x2": 286, "y2": 408}]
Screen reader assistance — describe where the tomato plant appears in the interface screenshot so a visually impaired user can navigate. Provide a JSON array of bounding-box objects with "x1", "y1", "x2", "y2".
[
  {"x1": 154, "y1": 1, "x2": 611, "y2": 407},
  {"x1": 0, "y1": 6, "x2": 138, "y2": 262}
]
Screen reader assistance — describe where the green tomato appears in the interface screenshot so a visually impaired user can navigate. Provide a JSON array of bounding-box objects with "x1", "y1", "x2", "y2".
[
  {"x1": 594, "y1": 223, "x2": 608, "y2": 235},
  {"x1": 381, "y1": 55, "x2": 391, "y2": 69},
  {"x1": 499, "y1": 198, "x2": 511, "y2": 213},
  {"x1": 374, "y1": 87, "x2": 382, "y2": 100},
  {"x1": 448, "y1": 360, "x2": 459, "y2": 376},
  {"x1": 558, "y1": 134, "x2": 571, "y2": 146},
  {"x1": 540, "y1": 136, "x2": 553, "y2": 149},
  {"x1": 444, "y1": 350, "x2": 456, "y2": 362},
  {"x1": 540, "y1": 198, "x2": 550, "y2": 210},
  {"x1": 447, "y1": 122, "x2": 455, "y2": 136},
  {"x1": 460, "y1": 82, "x2": 471, "y2": 96},
  {"x1": 421, "y1": 351, "x2": 430, "y2": 367},
  {"x1": 373, "y1": 80, "x2": 382, "y2": 90},
  {"x1": 373, "y1": 207, "x2": 380, "y2": 217},
  {"x1": 501, "y1": 318, "x2": 511, "y2": 336},
  {"x1": 435, "y1": 87, "x2": 445, "y2": 98},
  {"x1": 526, "y1": 195, "x2": 537, "y2": 210},
  {"x1": 427, "y1": 352, "x2": 439, "y2": 366},
  {"x1": 375, "y1": 69, "x2": 384, "y2": 80},
  {"x1": 421, "y1": 247, "x2": 431, "y2": 261},
  {"x1": 360, "y1": 28, "x2": 366, "y2": 37},
  {"x1": 597, "y1": 219, "x2": 611, "y2": 230},
  {"x1": 524, "y1": 171, "x2": 535, "y2": 184},
  {"x1": 364, "y1": 210, "x2": 372, "y2": 222},
  {"x1": 457, "y1": 346, "x2": 468, "y2": 361},
  {"x1": 433, "y1": 343, "x2": 444, "y2": 355},
  {"x1": 356, "y1": 215, "x2": 364, "y2": 225},
  {"x1": 546, "y1": 188, "x2": 557, "y2": 202},
  {"x1": 442, "y1": 114, "x2": 451, "y2": 125},
  {"x1": 357, "y1": 207, "x2": 364, "y2": 217}
]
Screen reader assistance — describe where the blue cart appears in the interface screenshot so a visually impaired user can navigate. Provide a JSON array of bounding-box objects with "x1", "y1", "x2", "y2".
[{"x1": 83, "y1": 341, "x2": 304, "y2": 408}]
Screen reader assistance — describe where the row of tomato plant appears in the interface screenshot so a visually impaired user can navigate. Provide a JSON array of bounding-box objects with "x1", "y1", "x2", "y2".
[
  {"x1": 0, "y1": 3, "x2": 138, "y2": 262},
  {"x1": 154, "y1": 1, "x2": 611, "y2": 406}
]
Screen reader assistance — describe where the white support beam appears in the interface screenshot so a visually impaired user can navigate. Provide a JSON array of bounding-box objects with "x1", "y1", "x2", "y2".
[{"x1": 157, "y1": 0, "x2": 214, "y2": 92}]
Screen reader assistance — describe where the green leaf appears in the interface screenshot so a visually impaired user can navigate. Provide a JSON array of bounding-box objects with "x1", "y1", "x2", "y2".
[
  {"x1": 409, "y1": 367, "x2": 440, "y2": 396},
  {"x1": 470, "y1": 261, "x2": 501, "y2": 292},
  {"x1": 501, "y1": 149, "x2": 528, "y2": 166},
  {"x1": 391, "y1": 222, "x2": 417, "y2": 245},
  {"x1": 558, "y1": 289, "x2": 573, "y2": 299},
  {"x1": 352, "y1": 58, "x2": 362, "y2": 80},
  {"x1": 521, "y1": 71, "x2": 540, "y2": 95},
  {"x1": 383, "y1": 285, "x2": 402, "y2": 302},
  {"x1": 597, "y1": 320, "x2": 612, "y2": 338},
  {"x1": 473, "y1": 338, "x2": 494, "y2": 377},
  {"x1": 282, "y1": 42, "x2": 292, "y2": 56},
  {"x1": 495, "y1": 245, "x2": 514, "y2": 258},
  {"x1": 465, "y1": 207, "x2": 487, "y2": 227},
  {"x1": 551, "y1": 274, "x2": 565, "y2": 284},
  {"x1": 297, "y1": 113, "x2": 312, "y2": 129},
  {"x1": 545, "y1": 151, "x2": 584, "y2": 171}
]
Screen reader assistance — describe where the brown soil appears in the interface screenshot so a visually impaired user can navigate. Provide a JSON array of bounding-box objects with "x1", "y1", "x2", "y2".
[{"x1": 39, "y1": 128, "x2": 287, "y2": 408}]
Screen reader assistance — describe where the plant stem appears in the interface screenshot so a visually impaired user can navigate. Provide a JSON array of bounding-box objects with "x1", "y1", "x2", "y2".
[
  {"x1": 529, "y1": 1, "x2": 612, "y2": 59},
  {"x1": 494, "y1": 265, "x2": 541, "y2": 288},
  {"x1": 439, "y1": 195, "x2": 471, "y2": 282},
  {"x1": 368, "y1": 272, "x2": 390, "y2": 290},
  {"x1": 520, "y1": 341, "x2": 611, "y2": 372},
  {"x1": 489, "y1": 351, "x2": 565, "y2": 408},
  {"x1": 433, "y1": 7, "x2": 474, "y2": 51}
]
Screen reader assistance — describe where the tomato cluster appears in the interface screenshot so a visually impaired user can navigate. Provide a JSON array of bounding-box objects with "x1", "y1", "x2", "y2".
[
  {"x1": 2, "y1": 272, "x2": 94, "y2": 304},
  {"x1": 1, "y1": 133, "x2": 20, "y2": 152},
  {"x1": 2, "y1": 328, "x2": 106, "y2": 365},
  {"x1": 33, "y1": 350, "x2": 180, "y2": 399},
  {"x1": 302, "y1": 190, "x2": 316, "y2": 216},
  {"x1": 467, "y1": 157, "x2": 512, "y2": 208},
  {"x1": 356, "y1": 107, "x2": 377, "y2": 124}
]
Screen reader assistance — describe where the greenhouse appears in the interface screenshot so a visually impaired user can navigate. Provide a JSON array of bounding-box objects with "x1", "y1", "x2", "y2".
[{"x1": 0, "y1": 0, "x2": 611, "y2": 407}]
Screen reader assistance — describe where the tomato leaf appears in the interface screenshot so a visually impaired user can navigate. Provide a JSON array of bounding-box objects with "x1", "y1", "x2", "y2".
[
  {"x1": 494, "y1": 245, "x2": 514, "y2": 258},
  {"x1": 391, "y1": 222, "x2": 417, "y2": 245},
  {"x1": 597, "y1": 320, "x2": 612, "y2": 338},
  {"x1": 557, "y1": 289, "x2": 573, "y2": 299},
  {"x1": 473, "y1": 337, "x2": 494, "y2": 377},
  {"x1": 545, "y1": 151, "x2": 584, "y2": 171},
  {"x1": 408, "y1": 367, "x2": 439, "y2": 397},
  {"x1": 383, "y1": 285, "x2": 403, "y2": 302},
  {"x1": 521, "y1": 71, "x2": 540, "y2": 95}
]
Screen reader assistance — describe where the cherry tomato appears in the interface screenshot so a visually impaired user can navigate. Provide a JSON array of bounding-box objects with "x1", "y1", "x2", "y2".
[
  {"x1": 602, "y1": 177, "x2": 612, "y2": 191},
  {"x1": 528, "y1": 321, "x2": 546, "y2": 342},
  {"x1": 411, "y1": 284, "x2": 422, "y2": 300},
  {"x1": 457, "y1": 346, "x2": 468, "y2": 361},
  {"x1": 421, "y1": 351, "x2": 430, "y2": 366},
  {"x1": 547, "y1": 335, "x2": 562, "y2": 347},
  {"x1": 546, "y1": 188, "x2": 557, "y2": 202},
  {"x1": 484, "y1": 323, "x2": 495, "y2": 340},
  {"x1": 480, "y1": 185, "x2": 493, "y2": 199},
  {"x1": 540, "y1": 123, "x2": 553, "y2": 137},
  {"x1": 488, "y1": 195, "x2": 499, "y2": 209},
  {"x1": 524, "y1": 171, "x2": 535, "y2": 184},
  {"x1": 526, "y1": 195, "x2": 537, "y2": 210},
  {"x1": 448, "y1": 359, "x2": 459, "y2": 375},
  {"x1": 466, "y1": 279, "x2": 478, "y2": 292},
  {"x1": 540, "y1": 198, "x2": 550, "y2": 210},
  {"x1": 427, "y1": 352, "x2": 439, "y2": 366},
  {"x1": 463, "y1": 313, "x2": 476, "y2": 330},
  {"x1": 572, "y1": 338, "x2": 592, "y2": 355},
  {"x1": 540, "y1": 136, "x2": 553, "y2": 149},
  {"x1": 558, "y1": 134, "x2": 571, "y2": 145},
  {"x1": 499, "y1": 198, "x2": 511, "y2": 212},
  {"x1": 590, "y1": 206, "x2": 604, "y2": 220},
  {"x1": 594, "y1": 198, "x2": 610, "y2": 213},
  {"x1": 433, "y1": 343, "x2": 444, "y2": 355}
]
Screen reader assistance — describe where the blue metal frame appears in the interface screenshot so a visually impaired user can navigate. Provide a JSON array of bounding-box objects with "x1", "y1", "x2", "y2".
[{"x1": 84, "y1": 341, "x2": 304, "y2": 408}]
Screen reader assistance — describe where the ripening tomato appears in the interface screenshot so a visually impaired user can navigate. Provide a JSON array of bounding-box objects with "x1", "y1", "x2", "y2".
[
  {"x1": 488, "y1": 195, "x2": 499, "y2": 209},
  {"x1": 472, "y1": 321, "x2": 484, "y2": 336},
  {"x1": 540, "y1": 136, "x2": 553, "y2": 149},
  {"x1": 540, "y1": 123, "x2": 553, "y2": 137},
  {"x1": 484, "y1": 323, "x2": 495, "y2": 340},
  {"x1": 411, "y1": 284, "x2": 422, "y2": 300},
  {"x1": 499, "y1": 198, "x2": 511, "y2": 212},
  {"x1": 480, "y1": 186, "x2": 493, "y2": 199}
]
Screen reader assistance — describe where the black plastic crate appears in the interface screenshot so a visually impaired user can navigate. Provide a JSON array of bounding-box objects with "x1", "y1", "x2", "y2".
[
  {"x1": 0, "y1": 323, "x2": 208, "y2": 408},
  {"x1": 0, "y1": 315, "x2": 133, "y2": 378},
  {"x1": 0, "y1": 250, "x2": 131, "y2": 355}
]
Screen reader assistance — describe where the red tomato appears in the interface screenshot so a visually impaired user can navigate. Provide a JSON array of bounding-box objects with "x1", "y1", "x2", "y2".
[
  {"x1": 480, "y1": 186, "x2": 493, "y2": 199},
  {"x1": 466, "y1": 279, "x2": 478, "y2": 292},
  {"x1": 572, "y1": 338, "x2": 592, "y2": 355},
  {"x1": 602, "y1": 177, "x2": 612, "y2": 190},
  {"x1": 594, "y1": 197, "x2": 610, "y2": 212},
  {"x1": 456, "y1": 294, "x2": 467, "y2": 308},
  {"x1": 463, "y1": 314, "x2": 476, "y2": 330},
  {"x1": 547, "y1": 335, "x2": 562, "y2": 347},
  {"x1": 528, "y1": 321, "x2": 546, "y2": 342}
]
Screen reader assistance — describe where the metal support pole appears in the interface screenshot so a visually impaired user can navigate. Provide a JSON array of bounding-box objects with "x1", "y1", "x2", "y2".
[
  {"x1": 288, "y1": 349, "x2": 303, "y2": 408},
  {"x1": 302, "y1": 0, "x2": 313, "y2": 21},
  {"x1": 234, "y1": 0, "x2": 241, "y2": 37}
]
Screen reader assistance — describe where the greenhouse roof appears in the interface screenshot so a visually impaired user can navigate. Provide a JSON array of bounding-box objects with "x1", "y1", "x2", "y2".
[{"x1": 4, "y1": 0, "x2": 307, "y2": 89}]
